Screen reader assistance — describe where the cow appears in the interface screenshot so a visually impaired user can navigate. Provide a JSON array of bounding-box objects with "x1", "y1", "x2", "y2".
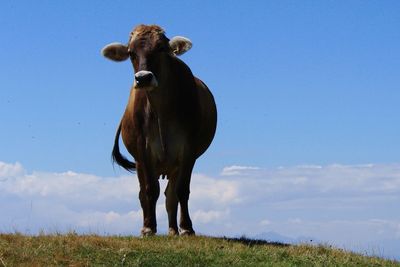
[{"x1": 101, "y1": 25, "x2": 217, "y2": 236}]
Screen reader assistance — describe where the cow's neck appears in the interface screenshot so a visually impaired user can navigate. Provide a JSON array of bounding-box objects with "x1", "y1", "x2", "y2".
[
  {"x1": 145, "y1": 84, "x2": 178, "y2": 120},
  {"x1": 145, "y1": 88, "x2": 174, "y2": 160}
]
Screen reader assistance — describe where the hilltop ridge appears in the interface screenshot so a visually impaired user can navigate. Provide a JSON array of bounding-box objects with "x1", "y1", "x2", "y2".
[{"x1": 0, "y1": 233, "x2": 398, "y2": 266}]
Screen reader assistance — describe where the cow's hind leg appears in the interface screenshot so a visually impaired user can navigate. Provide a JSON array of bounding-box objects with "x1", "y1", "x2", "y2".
[
  {"x1": 177, "y1": 158, "x2": 196, "y2": 236},
  {"x1": 137, "y1": 162, "x2": 160, "y2": 236},
  {"x1": 165, "y1": 174, "x2": 179, "y2": 236}
]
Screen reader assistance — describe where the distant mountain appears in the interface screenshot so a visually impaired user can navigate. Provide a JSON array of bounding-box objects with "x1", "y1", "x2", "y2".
[
  {"x1": 352, "y1": 238, "x2": 400, "y2": 261},
  {"x1": 252, "y1": 231, "x2": 317, "y2": 245},
  {"x1": 252, "y1": 231, "x2": 400, "y2": 261}
]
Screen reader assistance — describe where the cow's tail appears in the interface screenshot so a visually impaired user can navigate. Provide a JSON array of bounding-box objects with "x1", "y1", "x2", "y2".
[{"x1": 112, "y1": 122, "x2": 136, "y2": 172}]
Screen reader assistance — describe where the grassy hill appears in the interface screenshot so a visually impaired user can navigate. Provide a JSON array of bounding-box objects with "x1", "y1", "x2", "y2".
[{"x1": 0, "y1": 233, "x2": 398, "y2": 266}]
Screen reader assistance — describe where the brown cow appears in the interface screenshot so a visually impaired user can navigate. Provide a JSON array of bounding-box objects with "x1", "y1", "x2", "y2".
[{"x1": 102, "y1": 25, "x2": 217, "y2": 236}]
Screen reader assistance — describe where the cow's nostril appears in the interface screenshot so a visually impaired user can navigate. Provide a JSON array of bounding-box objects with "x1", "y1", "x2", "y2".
[{"x1": 135, "y1": 71, "x2": 154, "y2": 85}]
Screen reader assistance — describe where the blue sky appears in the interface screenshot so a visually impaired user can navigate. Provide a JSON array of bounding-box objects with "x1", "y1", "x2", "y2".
[{"x1": 1, "y1": 0, "x2": 400, "y2": 260}]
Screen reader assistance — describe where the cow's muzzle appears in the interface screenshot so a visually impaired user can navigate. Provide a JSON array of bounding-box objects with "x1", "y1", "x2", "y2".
[{"x1": 134, "y1": 71, "x2": 158, "y2": 89}]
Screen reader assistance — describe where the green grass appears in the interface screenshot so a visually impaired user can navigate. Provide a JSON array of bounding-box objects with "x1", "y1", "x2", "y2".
[{"x1": 0, "y1": 233, "x2": 398, "y2": 266}]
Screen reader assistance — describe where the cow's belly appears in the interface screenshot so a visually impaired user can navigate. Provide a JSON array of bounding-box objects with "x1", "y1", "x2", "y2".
[
  {"x1": 145, "y1": 128, "x2": 184, "y2": 177},
  {"x1": 146, "y1": 134, "x2": 166, "y2": 165},
  {"x1": 121, "y1": 112, "x2": 185, "y2": 177}
]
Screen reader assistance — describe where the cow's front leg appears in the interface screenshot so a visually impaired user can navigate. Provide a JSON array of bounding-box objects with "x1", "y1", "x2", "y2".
[
  {"x1": 137, "y1": 162, "x2": 160, "y2": 236},
  {"x1": 176, "y1": 157, "x2": 196, "y2": 236},
  {"x1": 165, "y1": 172, "x2": 179, "y2": 236}
]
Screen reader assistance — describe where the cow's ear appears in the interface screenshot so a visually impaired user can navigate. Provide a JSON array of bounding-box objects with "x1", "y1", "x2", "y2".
[
  {"x1": 101, "y1": 43, "x2": 129, "y2": 62},
  {"x1": 169, "y1": 36, "x2": 192, "y2": 56}
]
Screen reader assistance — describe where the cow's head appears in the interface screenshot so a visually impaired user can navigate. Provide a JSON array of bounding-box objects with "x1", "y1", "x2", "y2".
[{"x1": 101, "y1": 24, "x2": 192, "y2": 91}]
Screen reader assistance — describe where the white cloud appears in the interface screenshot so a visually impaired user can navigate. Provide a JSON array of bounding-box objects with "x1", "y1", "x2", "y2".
[
  {"x1": 259, "y1": 219, "x2": 271, "y2": 226},
  {"x1": 190, "y1": 174, "x2": 241, "y2": 205},
  {"x1": 0, "y1": 161, "x2": 24, "y2": 178},
  {"x1": 288, "y1": 218, "x2": 303, "y2": 224},
  {"x1": 220, "y1": 165, "x2": 260, "y2": 176},
  {"x1": 76, "y1": 210, "x2": 143, "y2": 231},
  {"x1": 5, "y1": 170, "x2": 138, "y2": 200},
  {"x1": 0, "y1": 161, "x2": 399, "y2": 259},
  {"x1": 192, "y1": 209, "x2": 230, "y2": 224},
  {"x1": 396, "y1": 223, "x2": 400, "y2": 238}
]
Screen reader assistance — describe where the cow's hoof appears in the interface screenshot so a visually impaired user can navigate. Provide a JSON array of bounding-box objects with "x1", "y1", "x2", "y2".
[
  {"x1": 168, "y1": 228, "x2": 179, "y2": 236},
  {"x1": 141, "y1": 227, "x2": 155, "y2": 237},
  {"x1": 180, "y1": 229, "x2": 195, "y2": 236}
]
